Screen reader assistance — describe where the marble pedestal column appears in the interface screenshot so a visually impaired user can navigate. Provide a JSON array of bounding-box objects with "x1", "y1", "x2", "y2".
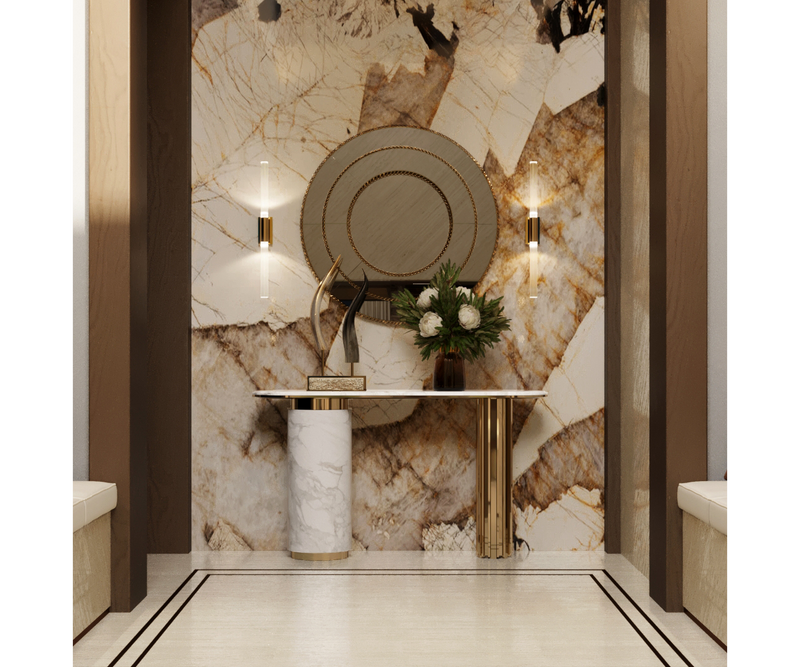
[{"x1": 287, "y1": 402, "x2": 351, "y2": 560}]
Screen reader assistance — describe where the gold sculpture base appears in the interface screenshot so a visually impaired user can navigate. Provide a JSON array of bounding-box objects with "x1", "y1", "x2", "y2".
[
  {"x1": 307, "y1": 375, "x2": 366, "y2": 391},
  {"x1": 291, "y1": 551, "x2": 349, "y2": 561}
]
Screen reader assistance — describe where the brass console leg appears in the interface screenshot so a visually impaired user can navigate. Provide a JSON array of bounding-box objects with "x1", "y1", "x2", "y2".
[{"x1": 476, "y1": 397, "x2": 513, "y2": 558}]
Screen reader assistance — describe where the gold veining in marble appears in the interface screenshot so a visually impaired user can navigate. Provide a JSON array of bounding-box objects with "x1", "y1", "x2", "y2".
[{"x1": 191, "y1": 1, "x2": 605, "y2": 552}]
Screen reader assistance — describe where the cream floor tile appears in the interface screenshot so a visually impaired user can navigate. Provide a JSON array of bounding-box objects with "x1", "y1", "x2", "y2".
[{"x1": 73, "y1": 552, "x2": 726, "y2": 667}]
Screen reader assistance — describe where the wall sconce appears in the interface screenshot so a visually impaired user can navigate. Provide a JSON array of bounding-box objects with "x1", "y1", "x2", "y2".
[
  {"x1": 527, "y1": 160, "x2": 541, "y2": 299},
  {"x1": 258, "y1": 160, "x2": 273, "y2": 299}
]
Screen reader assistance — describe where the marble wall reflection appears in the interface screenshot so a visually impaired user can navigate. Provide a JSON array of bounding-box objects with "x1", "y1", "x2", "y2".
[
  {"x1": 192, "y1": 0, "x2": 605, "y2": 551},
  {"x1": 620, "y1": 0, "x2": 650, "y2": 576}
]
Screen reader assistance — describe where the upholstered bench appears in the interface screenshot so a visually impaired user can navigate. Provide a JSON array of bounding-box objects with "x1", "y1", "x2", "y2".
[
  {"x1": 677, "y1": 481, "x2": 727, "y2": 646},
  {"x1": 73, "y1": 481, "x2": 117, "y2": 640}
]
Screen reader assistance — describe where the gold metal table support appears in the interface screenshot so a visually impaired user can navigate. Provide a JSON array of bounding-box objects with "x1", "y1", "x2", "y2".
[
  {"x1": 476, "y1": 397, "x2": 513, "y2": 558},
  {"x1": 290, "y1": 397, "x2": 349, "y2": 411},
  {"x1": 257, "y1": 389, "x2": 548, "y2": 560}
]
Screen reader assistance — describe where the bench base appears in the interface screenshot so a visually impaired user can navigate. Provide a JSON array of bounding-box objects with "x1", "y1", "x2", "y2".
[
  {"x1": 73, "y1": 513, "x2": 111, "y2": 639},
  {"x1": 682, "y1": 513, "x2": 727, "y2": 646}
]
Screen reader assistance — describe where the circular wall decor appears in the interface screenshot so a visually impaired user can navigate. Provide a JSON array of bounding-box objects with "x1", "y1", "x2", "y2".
[{"x1": 301, "y1": 126, "x2": 498, "y2": 324}]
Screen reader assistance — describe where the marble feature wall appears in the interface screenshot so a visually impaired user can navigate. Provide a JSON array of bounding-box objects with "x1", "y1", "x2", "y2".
[{"x1": 191, "y1": 0, "x2": 605, "y2": 551}]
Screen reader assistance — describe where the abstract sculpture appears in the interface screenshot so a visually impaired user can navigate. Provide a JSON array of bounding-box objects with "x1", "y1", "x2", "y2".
[
  {"x1": 308, "y1": 256, "x2": 368, "y2": 390},
  {"x1": 342, "y1": 271, "x2": 369, "y2": 366},
  {"x1": 310, "y1": 255, "x2": 343, "y2": 375}
]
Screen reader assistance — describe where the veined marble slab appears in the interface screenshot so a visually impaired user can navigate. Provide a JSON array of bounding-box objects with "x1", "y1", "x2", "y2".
[
  {"x1": 192, "y1": 0, "x2": 605, "y2": 552},
  {"x1": 287, "y1": 410, "x2": 352, "y2": 554}
]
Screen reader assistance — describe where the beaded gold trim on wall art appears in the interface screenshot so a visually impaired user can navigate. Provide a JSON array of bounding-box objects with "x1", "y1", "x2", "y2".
[
  {"x1": 320, "y1": 145, "x2": 478, "y2": 293},
  {"x1": 299, "y1": 125, "x2": 499, "y2": 325},
  {"x1": 346, "y1": 170, "x2": 454, "y2": 277}
]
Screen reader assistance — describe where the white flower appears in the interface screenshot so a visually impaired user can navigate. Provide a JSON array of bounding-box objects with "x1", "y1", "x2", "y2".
[
  {"x1": 458, "y1": 304, "x2": 481, "y2": 330},
  {"x1": 417, "y1": 287, "x2": 439, "y2": 310},
  {"x1": 419, "y1": 311, "x2": 443, "y2": 337},
  {"x1": 456, "y1": 286, "x2": 472, "y2": 301}
]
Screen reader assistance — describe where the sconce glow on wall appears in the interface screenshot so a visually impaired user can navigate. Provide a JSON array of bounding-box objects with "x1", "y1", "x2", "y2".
[
  {"x1": 526, "y1": 160, "x2": 541, "y2": 299},
  {"x1": 258, "y1": 160, "x2": 273, "y2": 299}
]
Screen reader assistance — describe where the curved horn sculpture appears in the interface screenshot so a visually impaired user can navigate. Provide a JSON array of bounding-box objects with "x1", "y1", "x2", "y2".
[
  {"x1": 311, "y1": 255, "x2": 342, "y2": 375},
  {"x1": 342, "y1": 271, "x2": 369, "y2": 364}
]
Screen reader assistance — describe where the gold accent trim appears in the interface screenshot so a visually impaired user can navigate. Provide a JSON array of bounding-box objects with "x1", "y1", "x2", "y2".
[
  {"x1": 476, "y1": 397, "x2": 513, "y2": 558},
  {"x1": 299, "y1": 126, "x2": 499, "y2": 326},
  {"x1": 258, "y1": 216, "x2": 273, "y2": 245},
  {"x1": 321, "y1": 146, "x2": 477, "y2": 295},
  {"x1": 290, "y1": 398, "x2": 350, "y2": 410},
  {"x1": 346, "y1": 170, "x2": 454, "y2": 277},
  {"x1": 291, "y1": 551, "x2": 349, "y2": 561},
  {"x1": 307, "y1": 376, "x2": 366, "y2": 391}
]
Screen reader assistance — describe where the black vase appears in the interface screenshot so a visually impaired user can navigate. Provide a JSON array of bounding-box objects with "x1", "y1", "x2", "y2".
[{"x1": 433, "y1": 351, "x2": 466, "y2": 391}]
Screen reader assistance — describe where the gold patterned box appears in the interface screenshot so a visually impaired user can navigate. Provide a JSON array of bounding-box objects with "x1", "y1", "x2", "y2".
[{"x1": 307, "y1": 376, "x2": 366, "y2": 391}]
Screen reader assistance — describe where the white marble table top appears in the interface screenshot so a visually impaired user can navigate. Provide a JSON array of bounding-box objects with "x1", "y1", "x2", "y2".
[{"x1": 254, "y1": 389, "x2": 547, "y2": 399}]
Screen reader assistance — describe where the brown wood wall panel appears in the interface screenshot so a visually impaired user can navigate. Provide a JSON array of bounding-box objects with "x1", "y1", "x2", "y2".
[
  {"x1": 649, "y1": 0, "x2": 708, "y2": 612},
  {"x1": 604, "y1": 0, "x2": 622, "y2": 554},
  {"x1": 88, "y1": 0, "x2": 148, "y2": 612},
  {"x1": 146, "y1": 0, "x2": 192, "y2": 554}
]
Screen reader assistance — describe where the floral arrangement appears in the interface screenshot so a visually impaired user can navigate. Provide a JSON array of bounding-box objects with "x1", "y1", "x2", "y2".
[{"x1": 393, "y1": 260, "x2": 511, "y2": 361}]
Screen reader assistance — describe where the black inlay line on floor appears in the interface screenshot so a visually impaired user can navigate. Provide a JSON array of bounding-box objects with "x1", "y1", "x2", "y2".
[
  {"x1": 107, "y1": 569, "x2": 199, "y2": 667},
  {"x1": 118, "y1": 570, "x2": 686, "y2": 667},
  {"x1": 129, "y1": 574, "x2": 211, "y2": 667},
  {"x1": 193, "y1": 567, "x2": 606, "y2": 573},
  {"x1": 601, "y1": 570, "x2": 695, "y2": 667},
  {"x1": 589, "y1": 574, "x2": 671, "y2": 667},
  {"x1": 211, "y1": 563, "x2": 695, "y2": 665}
]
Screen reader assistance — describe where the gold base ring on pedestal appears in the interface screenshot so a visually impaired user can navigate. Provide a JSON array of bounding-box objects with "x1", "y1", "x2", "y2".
[
  {"x1": 291, "y1": 551, "x2": 349, "y2": 561},
  {"x1": 290, "y1": 398, "x2": 349, "y2": 410}
]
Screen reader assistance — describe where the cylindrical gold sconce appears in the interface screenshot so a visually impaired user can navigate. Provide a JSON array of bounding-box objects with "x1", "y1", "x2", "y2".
[
  {"x1": 527, "y1": 161, "x2": 540, "y2": 299},
  {"x1": 259, "y1": 160, "x2": 272, "y2": 299}
]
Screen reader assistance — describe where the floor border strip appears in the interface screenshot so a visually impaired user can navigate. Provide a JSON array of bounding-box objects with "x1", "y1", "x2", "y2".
[
  {"x1": 602, "y1": 570, "x2": 696, "y2": 667},
  {"x1": 107, "y1": 569, "x2": 199, "y2": 667},
  {"x1": 130, "y1": 575, "x2": 210, "y2": 667},
  {"x1": 589, "y1": 574, "x2": 671, "y2": 666},
  {"x1": 105, "y1": 568, "x2": 693, "y2": 667}
]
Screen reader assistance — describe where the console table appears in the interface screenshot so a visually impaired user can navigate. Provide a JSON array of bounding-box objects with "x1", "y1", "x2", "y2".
[{"x1": 254, "y1": 389, "x2": 547, "y2": 559}]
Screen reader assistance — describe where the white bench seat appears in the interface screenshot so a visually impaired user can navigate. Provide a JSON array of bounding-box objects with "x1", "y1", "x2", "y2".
[
  {"x1": 73, "y1": 481, "x2": 117, "y2": 532},
  {"x1": 677, "y1": 481, "x2": 727, "y2": 535}
]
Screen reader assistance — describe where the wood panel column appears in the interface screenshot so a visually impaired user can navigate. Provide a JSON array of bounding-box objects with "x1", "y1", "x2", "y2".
[
  {"x1": 604, "y1": 0, "x2": 622, "y2": 554},
  {"x1": 146, "y1": 0, "x2": 192, "y2": 553},
  {"x1": 88, "y1": 0, "x2": 148, "y2": 611},
  {"x1": 649, "y1": 0, "x2": 708, "y2": 611}
]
